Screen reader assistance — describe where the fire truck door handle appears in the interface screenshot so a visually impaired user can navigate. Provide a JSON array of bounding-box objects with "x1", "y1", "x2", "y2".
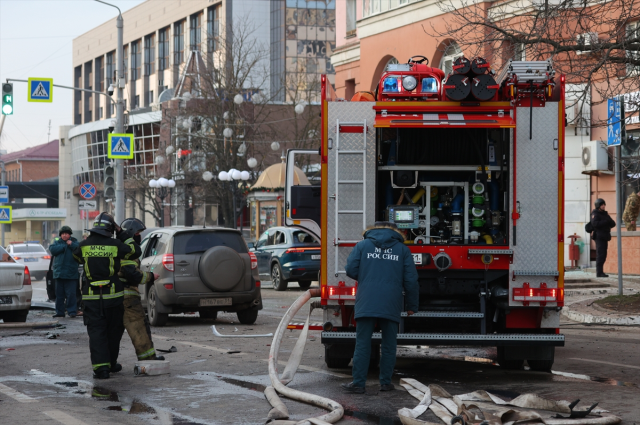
[
  {"x1": 553, "y1": 138, "x2": 558, "y2": 150},
  {"x1": 517, "y1": 201, "x2": 522, "y2": 215},
  {"x1": 329, "y1": 194, "x2": 336, "y2": 200}
]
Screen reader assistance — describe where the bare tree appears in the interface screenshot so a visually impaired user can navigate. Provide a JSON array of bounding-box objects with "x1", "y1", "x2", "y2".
[{"x1": 427, "y1": 0, "x2": 640, "y2": 125}]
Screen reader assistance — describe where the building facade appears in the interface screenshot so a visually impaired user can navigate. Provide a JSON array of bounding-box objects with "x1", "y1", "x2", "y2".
[{"x1": 1, "y1": 141, "x2": 59, "y2": 183}]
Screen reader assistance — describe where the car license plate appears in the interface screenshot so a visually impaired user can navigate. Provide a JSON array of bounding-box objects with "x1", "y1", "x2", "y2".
[
  {"x1": 24, "y1": 258, "x2": 37, "y2": 262},
  {"x1": 199, "y1": 298, "x2": 232, "y2": 307},
  {"x1": 0, "y1": 296, "x2": 13, "y2": 304},
  {"x1": 412, "y1": 254, "x2": 422, "y2": 265},
  {"x1": 311, "y1": 255, "x2": 321, "y2": 260}
]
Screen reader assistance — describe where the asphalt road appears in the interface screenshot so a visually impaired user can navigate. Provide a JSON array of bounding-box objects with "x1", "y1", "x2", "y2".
[{"x1": 1, "y1": 280, "x2": 639, "y2": 424}]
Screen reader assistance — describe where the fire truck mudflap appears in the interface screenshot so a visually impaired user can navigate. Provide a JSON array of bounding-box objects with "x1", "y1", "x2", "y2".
[{"x1": 286, "y1": 60, "x2": 565, "y2": 371}]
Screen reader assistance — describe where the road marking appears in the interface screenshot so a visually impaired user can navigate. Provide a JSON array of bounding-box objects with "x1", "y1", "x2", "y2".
[
  {"x1": 570, "y1": 357, "x2": 640, "y2": 370},
  {"x1": 0, "y1": 383, "x2": 36, "y2": 402},
  {"x1": 43, "y1": 410, "x2": 89, "y2": 425},
  {"x1": 154, "y1": 335, "x2": 242, "y2": 355},
  {"x1": 153, "y1": 336, "x2": 350, "y2": 378}
]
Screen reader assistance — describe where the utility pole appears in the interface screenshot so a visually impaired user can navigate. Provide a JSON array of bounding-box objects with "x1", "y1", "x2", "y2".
[
  {"x1": 615, "y1": 97, "x2": 625, "y2": 295},
  {"x1": 96, "y1": 0, "x2": 125, "y2": 224}
]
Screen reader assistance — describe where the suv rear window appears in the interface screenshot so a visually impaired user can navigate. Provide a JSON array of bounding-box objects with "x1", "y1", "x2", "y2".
[
  {"x1": 173, "y1": 231, "x2": 247, "y2": 255},
  {"x1": 13, "y1": 245, "x2": 47, "y2": 253}
]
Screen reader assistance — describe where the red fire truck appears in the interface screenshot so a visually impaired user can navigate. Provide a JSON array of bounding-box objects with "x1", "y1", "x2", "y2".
[{"x1": 284, "y1": 57, "x2": 565, "y2": 371}]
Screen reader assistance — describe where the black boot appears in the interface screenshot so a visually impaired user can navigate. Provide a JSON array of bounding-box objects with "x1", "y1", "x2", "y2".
[
  {"x1": 94, "y1": 370, "x2": 110, "y2": 379},
  {"x1": 110, "y1": 363, "x2": 122, "y2": 373}
]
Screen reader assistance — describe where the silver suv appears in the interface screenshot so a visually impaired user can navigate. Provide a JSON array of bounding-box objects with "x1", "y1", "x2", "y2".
[{"x1": 138, "y1": 227, "x2": 262, "y2": 326}]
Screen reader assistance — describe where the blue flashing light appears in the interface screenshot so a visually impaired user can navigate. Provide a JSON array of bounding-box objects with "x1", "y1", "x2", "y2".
[
  {"x1": 421, "y1": 78, "x2": 438, "y2": 93},
  {"x1": 383, "y1": 77, "x2": 400, "y2": 93}
]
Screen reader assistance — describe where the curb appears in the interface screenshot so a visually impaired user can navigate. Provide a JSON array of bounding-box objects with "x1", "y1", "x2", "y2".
[{"x1": 561, "y1": 308, "x2": 640, "y2": 326}]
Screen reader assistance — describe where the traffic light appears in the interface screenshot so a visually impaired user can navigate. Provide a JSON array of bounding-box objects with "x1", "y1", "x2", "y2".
[
  {"x1": 2, "y1": 83, "x2": 13, "y2": 115},
  {"x1": 103, "y1": 165, "x2": 115, "y2": 198}
]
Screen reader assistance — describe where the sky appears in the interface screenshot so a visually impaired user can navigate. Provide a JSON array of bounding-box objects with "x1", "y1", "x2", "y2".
[{"x1": 0, "y1": 0, "x2": 146, "y2": 153}]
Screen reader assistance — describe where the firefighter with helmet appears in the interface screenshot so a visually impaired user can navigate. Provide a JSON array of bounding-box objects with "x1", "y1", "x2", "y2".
[
  {"x1": 73, "y1": 212, "x2": 140, "y2": 379},
  {"x1": 118, "y1": 218, "x2": 164, "y2": 362}
]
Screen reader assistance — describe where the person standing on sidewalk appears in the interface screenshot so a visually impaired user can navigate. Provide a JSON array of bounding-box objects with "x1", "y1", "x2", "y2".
[
  {"x1": 591, "y1": 198, "x2": 616, "y2": 278},
  {"x1": 341, "y1": 222, "x2": 419, "y2": 394},
  {"x1": 50, "y1": 226, "x2": 81, "y2": 318},
  {"x1": 118, "y1": 218, "x2": 164, "y2": 362}
]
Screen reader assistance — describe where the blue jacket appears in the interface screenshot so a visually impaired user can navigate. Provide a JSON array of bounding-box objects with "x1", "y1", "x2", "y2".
[
  {"x1": 345, "y1": 225, "x2": 419, "y2": 323},
  {"x1": 50, "y1": 236, "x2": 80, "y2": 280}
]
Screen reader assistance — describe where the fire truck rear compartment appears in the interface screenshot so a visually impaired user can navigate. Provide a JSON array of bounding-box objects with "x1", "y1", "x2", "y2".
[{"x1": 377, "y1": 127, "x2": 509, "y2": 246}]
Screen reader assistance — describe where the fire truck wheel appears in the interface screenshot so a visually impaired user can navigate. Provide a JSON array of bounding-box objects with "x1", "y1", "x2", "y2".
[
  {"x1": 527, "y1": 359, "x2": 554, "y2": 372},
  {"x1": 298, "y1": 280, "x2": 312, "y2": 289},
  {"x1": 325, "y1": 344, "x2": 354, "y2": 369},
  {"x1": 272, "y1": 263, "x2": 288, "y2": 291},
  {"x1": 497, "y1": 347, "x2": 524, "y2": 370}
]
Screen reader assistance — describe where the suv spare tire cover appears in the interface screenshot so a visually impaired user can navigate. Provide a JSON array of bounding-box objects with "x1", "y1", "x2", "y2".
[{"x1": 198, "y1": 246, "x2": 246, "y2": 291}]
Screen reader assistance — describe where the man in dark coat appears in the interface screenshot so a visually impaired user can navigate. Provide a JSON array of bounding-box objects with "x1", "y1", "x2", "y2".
[
  {"x1": 50, "y1": 226, "x2": 81, "y2": 318},
  {"x1": 591, "y1": 198, "x2": 616, "y2": 277},
  {"x1": 341, "y1": 222, "x2": 419, "y2": 394}
]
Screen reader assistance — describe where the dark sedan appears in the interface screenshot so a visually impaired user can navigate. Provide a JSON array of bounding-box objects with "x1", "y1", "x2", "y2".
[{"x1": 251, "y1": 226, "x2": 320, "y2": 291}]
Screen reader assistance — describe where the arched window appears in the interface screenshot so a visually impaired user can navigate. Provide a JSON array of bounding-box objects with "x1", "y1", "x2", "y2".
[{"x1": 439, "y1": 42, "x2": 463, "y2": 75}]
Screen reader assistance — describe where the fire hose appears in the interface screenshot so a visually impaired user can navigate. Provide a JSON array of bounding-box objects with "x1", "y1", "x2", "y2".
[{"x1": 265, "y1": 288, "x2": 344, "y2": 425}]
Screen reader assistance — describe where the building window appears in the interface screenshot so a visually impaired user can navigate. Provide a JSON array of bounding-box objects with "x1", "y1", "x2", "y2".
[
  {"x1": 124, "y1": 99, "x2": 127, "y2": 111},
  {"x1": 149, "y1": 90, "x2": 154, "y2": 104},
  {"x1": 174, "y1": 20, "x2": 184, "y2": 64},
  {"x1": 627, "y1": 21, "x2": 640, "y2": 76},
  {"x1": 346, "y1": 0, "x2": 357, "y2": 37},
  {"x1": 123, "y1": 45, "x2": 129, "y2": 81},
  {"x1": 131, "y1": 40, "x2": 141, "y2": 80},
  {"x1": 106, "y1": 51, "x2": 114, "y2": 87},
  {"x1": 64, "y1": 191, "x2": 71, "y2": 200},
  {"x1": 99, "y1": 107, "x2": 103, "y2": 119},
  {"x1": 97, "y1": 57, "x2": 104, "y2": 92},
  {"x1": 363, "y1": 0, "x2": 414, "y2": 17},
  {"x1": 439, "y1": 42, "x2": 463, "y2": 75},
  {"x1": 110, "y1": 103, "x2": 115, "y2": 115},
  {"x1": 134, "y1": 95, "x2": 140, "y2": 109},
  {"x1": 514, "y1": 43, "x2": 526, "y2": 61},
  {"x1": 159, "y1": 27, "x2": 169, "y2": 71},
  {"x1": 190, "y1": 13, "x2": 201, "y2": 52},
  {"x1": 207, "y1": 5, "x2": 220, "y2": 52},
  {"x1": 145, "y1": 34, "x2": 155, "y2": 75}
]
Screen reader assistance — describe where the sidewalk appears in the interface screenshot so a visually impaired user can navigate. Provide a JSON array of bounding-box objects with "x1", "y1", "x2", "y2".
[{"x1": 562, "y1": 270, "x2": 640, "y2": 325}]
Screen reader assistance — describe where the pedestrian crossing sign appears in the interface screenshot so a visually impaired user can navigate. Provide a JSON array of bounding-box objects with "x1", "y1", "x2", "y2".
[
  {"x1": 0, "y1": 206, "x2": 12, "y2": 224},
  {"x1": 27, "y1": 78, "x2": 53, "y2": 103},
  {"x1": 108, "y1": 133, "x2": 134, "y2": 159}
]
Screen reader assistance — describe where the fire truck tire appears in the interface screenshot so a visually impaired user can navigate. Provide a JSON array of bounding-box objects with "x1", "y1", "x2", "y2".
[
  {"x1": 497, "y1": 347, "x2": 524, "y2": 370},
  {"x1": 527, "y1": 359, "x2": 554, "y2": 372},
  {"x1": 272, "y1": 263, "x2": 288, "y2": 291},
  {"x1": 298, "y1": 280, "x2": 312, "y2": 289},
  {"x1": 325, "y1": 344, "x2": 354, "y2": 369}
]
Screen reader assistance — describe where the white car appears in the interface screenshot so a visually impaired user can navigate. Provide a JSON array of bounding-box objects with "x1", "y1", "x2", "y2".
[
  {"x1": 0, "y1": 246, "x2": 32, "y2": 322},
  {"x1": 7, "y1": 243, "x2": 51, "y2": 281}
]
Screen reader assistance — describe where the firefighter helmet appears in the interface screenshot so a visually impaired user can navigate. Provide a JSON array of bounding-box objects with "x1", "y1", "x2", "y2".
[
  {"x1": 89, "y1": 212, "x2": 116, "y2": 237},
  {"x1": 120, "y1": 218, "x2": 146, "y2": 235}
]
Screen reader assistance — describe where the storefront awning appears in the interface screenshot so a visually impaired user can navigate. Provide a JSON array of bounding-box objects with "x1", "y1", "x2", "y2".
[{"x1": 374, "y1": 113, "x2": 515, "y2": 129}]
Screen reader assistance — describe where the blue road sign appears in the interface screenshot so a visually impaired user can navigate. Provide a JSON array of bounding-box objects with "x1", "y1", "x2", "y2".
[
  {"x1": 27, "y1": 78, "x2": 53, "y2": 103},
  {"x1": 0, "y1": 186, "x2": 8, "y2": 203},
  {"x1": 608, "y1": 98, "x2": 622, "y2": 147},
  {"x1": 108, "y1": 133, "x2": 134, "y2": 159},
  {"x1": 0, "y1": 206, "x2": 12, "y2": 224},
  {"x1": 79, "y1": 182, "x2": 97, "y2": 200}
]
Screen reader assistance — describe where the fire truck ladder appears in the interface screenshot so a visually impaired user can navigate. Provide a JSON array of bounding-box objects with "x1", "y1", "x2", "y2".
[{"x1": 333, "y1": 119, "x2": 368, "y2": 277}]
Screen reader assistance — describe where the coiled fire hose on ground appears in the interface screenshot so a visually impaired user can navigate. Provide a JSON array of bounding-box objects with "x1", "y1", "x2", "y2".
[{"x1": 265, "y1": 288, "x2": 344, "y2": 425}]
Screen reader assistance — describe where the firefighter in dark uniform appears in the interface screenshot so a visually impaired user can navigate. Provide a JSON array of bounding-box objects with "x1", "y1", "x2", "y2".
[
  {"x1": 73, "y1": 212, "x2": 140, "y2": 379},
  {"x1": 118, "y1": 218, "x2": 164, "y2": 362},
  {"x1": 591, "y1": 198, "x2": 616, "y2": 278}
]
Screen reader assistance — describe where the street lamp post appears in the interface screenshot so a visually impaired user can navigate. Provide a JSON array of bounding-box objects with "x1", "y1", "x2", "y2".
[
  {"x1": 95, "y1": 0, "x2": 125, "y2": 224},
  {"x1": 218, "y1": 170, "x2": 250, "y2": 229},
  {"x1": 149, "y1": 178, "x2": 176, "y2": 227}
]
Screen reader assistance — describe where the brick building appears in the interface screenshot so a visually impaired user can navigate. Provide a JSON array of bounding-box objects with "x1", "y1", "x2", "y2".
[{"x1": 1, "y1": 140, "x2": 59, "y2": 182}]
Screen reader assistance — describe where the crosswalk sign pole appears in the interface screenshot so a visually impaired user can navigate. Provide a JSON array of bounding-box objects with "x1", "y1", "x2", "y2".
[
  {"x1": 114, "y1": 10, "x2": 125, "y2": 224},
  {"x1": 0, "y1": 162, "x2": 5, "y2": 246}
]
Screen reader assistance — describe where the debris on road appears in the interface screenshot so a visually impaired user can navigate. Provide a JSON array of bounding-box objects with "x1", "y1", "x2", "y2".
[
  {"x1": 0, "y1": 321, "x2": 59, "y2": 329},
  {"x1": 156, "y1": 346, "x2": 178, "y2": 353},
  {"x1": 211, "y1": 325, "x2": 273, "y2": 338},
  {"x1": 397, "y1": 378, "x2": 622, "y2": 425},
  {"x1": 134, "y1": 360, "x2": 171, "y2": 376}
]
